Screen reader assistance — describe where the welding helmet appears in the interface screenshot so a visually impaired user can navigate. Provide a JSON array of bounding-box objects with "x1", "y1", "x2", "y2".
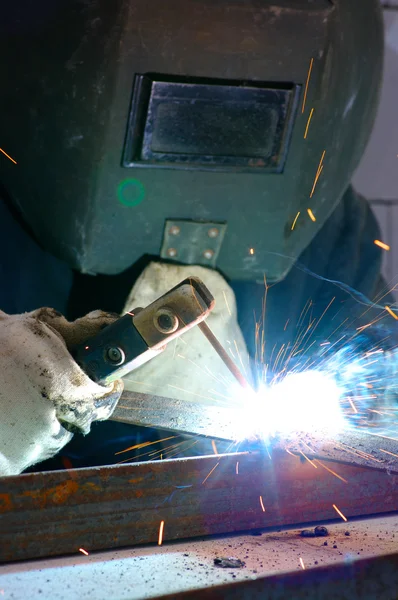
[{"x1": 0, "y1": 0, "x2": 383, "y2": 283}]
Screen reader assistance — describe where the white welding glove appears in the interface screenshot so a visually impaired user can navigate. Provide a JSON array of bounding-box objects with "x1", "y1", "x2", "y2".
[
  {"x1": 0, "y1": 308, "x2": 123, "y2": 476},
  {"x1": 122, "y1": 261, "x2": 251, "y2": 414}
]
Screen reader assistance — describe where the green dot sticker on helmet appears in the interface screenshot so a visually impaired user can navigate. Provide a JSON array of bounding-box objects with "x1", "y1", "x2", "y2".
[{"x1": 117, "y1": 178, "x2": 146, "y2": 207}]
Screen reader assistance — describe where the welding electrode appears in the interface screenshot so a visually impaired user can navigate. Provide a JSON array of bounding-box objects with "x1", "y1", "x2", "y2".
[{"x1": 198, "y1": 321, "x2": 251, "y2": 390}]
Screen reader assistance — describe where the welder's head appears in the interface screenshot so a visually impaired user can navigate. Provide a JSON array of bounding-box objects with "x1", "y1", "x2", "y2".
[{"x1": 0, "y1": 0, "x2": 383, "y2": 283}]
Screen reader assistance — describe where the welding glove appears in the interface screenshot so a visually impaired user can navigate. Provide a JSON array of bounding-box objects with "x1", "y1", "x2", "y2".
[
  {"x1": 0, "y1": 308, "x2": 123, "y2": 476},
  {"x1": 122, "y1": 262, "x2": 251, "y2": 454}
]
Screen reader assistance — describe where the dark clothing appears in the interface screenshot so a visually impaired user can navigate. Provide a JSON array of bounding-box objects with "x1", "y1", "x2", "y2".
[
  {"x1": 1, "y1": 186, "x2": 392, "y2": 469},
  {"x1": 0, "y1": 193, "x2": 72, "y2": 315}
]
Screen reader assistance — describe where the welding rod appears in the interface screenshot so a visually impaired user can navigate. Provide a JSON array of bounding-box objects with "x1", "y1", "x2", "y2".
[{"x1": 198, "y1": 321, "x2": 251, "y2": 390}]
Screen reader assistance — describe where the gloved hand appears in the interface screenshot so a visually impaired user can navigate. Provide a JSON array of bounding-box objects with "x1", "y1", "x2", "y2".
[{"x1": 0, "y1": 309, "x2": 123, "y2": 476}]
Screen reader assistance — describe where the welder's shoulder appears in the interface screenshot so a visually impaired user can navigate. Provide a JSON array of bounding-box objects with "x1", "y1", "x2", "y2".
[
  {"x1": 341, "y1": 185, "x2": 386, "y2": 295},
  {"x1": 0, "y1": 193, "x2": 72, "y2": 314}
]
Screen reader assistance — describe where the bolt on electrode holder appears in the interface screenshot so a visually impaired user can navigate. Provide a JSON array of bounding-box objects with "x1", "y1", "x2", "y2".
[{"x1": 72, "y1": 277, "x2": 215, "y2": 385}]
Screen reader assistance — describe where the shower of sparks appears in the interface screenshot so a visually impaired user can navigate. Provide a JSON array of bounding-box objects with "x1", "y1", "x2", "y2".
[
  {"x1": 314, "y1": 460, "x2": 348, "y2": 484},
  {"x1": 259, "y1": 496, "x2": 266, "y2": 512},
  {"x1": 115, "y1": 436, "x2": 176, "y2": 455},
  {"x1": 310, "y1": 150, "x2": 326, "y2": 198},
  {"x1": 299, "y1": 557, "x2": 306, "y2": 570},
  {"x1": 236, "y1": 461, "x2": 239, "y2": 475},
  {"x1": 249, "y1": 248, "x2": 255, "y2": 255},
  {"x1": 291, "y1": 211, "x2": 300, "y2": 231},
  {"x1": 79, "y1": 548, "x2": 89, "y2": 556},
  {"x1": 211, "y1": 440, "x2": 219, "y2": 455},
  {"x1": 202, "y1": 461, "x2": 220, "y2": 484},
  {"x1": 385, "y1": 305, "x2": 398, "y2": 320},
  {"x1": 332, "y1": 504, "x2": 347, "y2": 522},
  {"x1": 302, "y1": 58, "x2": 314, "y2": 114},
  {"x1": 304, "y1": 108, "x2": 314, "y2": 139},
  {"x1": 374, "y1": 239, "x2": 390, "y2": 251},
  {"x1": 158, "y1": 520, "x2": 165, "y2": 546},
  {"x1": 307, "y1": 208, "x2": 316, "y2": 222},
  {"x1": 0, "y1": 147, "x2": 17, "y2": 164}
]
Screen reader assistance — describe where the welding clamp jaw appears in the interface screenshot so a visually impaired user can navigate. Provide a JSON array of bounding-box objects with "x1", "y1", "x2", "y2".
[{"x1": 72, "y1": 277, "x2": 215, "y2": 385}]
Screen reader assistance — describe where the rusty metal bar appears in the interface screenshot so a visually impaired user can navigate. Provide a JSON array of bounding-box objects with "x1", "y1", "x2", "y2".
[{"x1": 0, "y1": 450, "x2": 397, "y2": 563}]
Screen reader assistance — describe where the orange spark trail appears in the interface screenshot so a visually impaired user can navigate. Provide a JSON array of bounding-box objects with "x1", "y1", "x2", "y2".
[
  {"x1": 211, "y1": 440, "x2": 219, "y2": 455},
  {"x1": 79, "y1": 548, "x2": 89, "y2": 556},
  {"x1": 307, "y1": 208, "x2": 316, "y2": 222},
  {"x1": 0, "y1": 147, "x2": 17, "y2": 164},
  {"x1": 202, "y1": 461, "x2": 220, "y2": 484},
  {"x1": 310, "y1": 151, "x2": 326, "y2": 198},
  {"x1": 304, "y1": 108, "x2": 314, "y2": 138},
  {"x1": 299, "y1": 557, "x2": 306, "y2": 570},
  {"x1": 291, "y1": 211, "x2": 300, "y2": 231},
  {"x1": 158, "y1": 520, "x2": 165, "y2": 546},
  {"x1": 385, "y1": 306, "x2": 398, "y2": 320},
  {"x1": 314, "y1": 460, "x2": 348, "y2": 484},
  {"x1": 300, "y1": 451, "x2": 318, "y2": 469},
  {"x1": 302, "y1": 58, "x2": 314, "y2": 114},
  {"x1": 236, "y1": 461, "x2": 239, "y2": 475},
  {"x1": 374, "y1": 239, "x2": 390, "y2": 251},
  {"x1": 332, "y1": 504, "x2": 347, "y2": 522},
  {"x1": 115, "y1": 436, "x2": 176, "y2": 455},
  {"x1": 259, "y1": 496, "x2": 266, "y2": 512},
  {"x1": 379, "y1": 448, "x2": 398, "y2": 459}
]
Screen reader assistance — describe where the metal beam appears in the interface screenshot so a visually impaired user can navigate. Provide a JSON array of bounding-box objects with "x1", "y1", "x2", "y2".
[{"x1": 0, "y1": 450, "x2": 397, "y2": 563}]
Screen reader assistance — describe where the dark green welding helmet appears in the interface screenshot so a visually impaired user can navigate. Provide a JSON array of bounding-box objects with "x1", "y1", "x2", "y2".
[{"x1": 0, "y1": 0, "x2": 383, "y2": 282}]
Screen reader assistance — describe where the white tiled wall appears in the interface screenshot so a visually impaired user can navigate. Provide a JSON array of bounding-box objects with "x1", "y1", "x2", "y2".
[{"x1": 353, "y1": 8, "x2": 398, "y2": 292}]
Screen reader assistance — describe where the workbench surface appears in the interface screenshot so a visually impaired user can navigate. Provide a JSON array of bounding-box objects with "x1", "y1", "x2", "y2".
[{"x1": 1, "y1": 514, "x2": 397, "y2": 599}]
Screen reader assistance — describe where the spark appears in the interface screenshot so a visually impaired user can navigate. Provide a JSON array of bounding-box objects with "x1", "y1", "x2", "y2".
[
  {"x1": 385, "y1": 306, "x2": 398, "y2": 320},
  {"x1": 211, "y1": 440, "x2": 219, "y2": 455},
  {"x1": 236, "y1": 461, "x2": 239, "y2": 474},
  {"x1": 299, "y1": 557, "x2": 306, "y2": 570},
  {"x1": 379, "y1": 448, "x2": 398, "y2": 459},
  {"x1": 259, "y1": 495, "x2": 266, "y2": 512},
  {"x1": 168, "y1": 384, "x2": 219, "y2": 403},
  {"x1": 115, "y1": 436, "x2": 175, "y2": 455},
  {"x1": 249, "y1": 248, "x2": 255, "y2": 255},
  {"x1": 304, "y1": 108, "x2": 314, "y2": 138},
  {"x1": 79, "y1": 548, "x2": 89, "y2": 556},
  {"x1": 302, "y1": 58, "x2": 314, "y2": 114},
  {"x1": 374, "y1": 239, "x2": 390, "y2": 251},
  {"x1": 307, "y1": 208, "x2": 316, "y2": 222},
  {"x1": 0, "y1": 147, "x2": 17, "y2": 164},
  {"x1": 310, "y1": 150, "x2": 326, "y2": 198},
  {"x1": 291, "y1": 211, "x2": 300, "y2": 231},
  {"x1": 348, "y1": 398, "x2": 358, "y2": 413},
  {"x1": 332, "y1": 504, "x2": 347, "y2": 522},
  {"x1": 85, "y1": 345, "x2": 89, "y2": 350},
  {"x1": 300, "y1": 451, "x2": 318, "y2": 469},
  {"x1": 158, "y1": 520, "x2": 165, "y2": 546},
  {"x1": 202, "y1": 461, "x2": 220, "y2": 484},
  {"x1": 314, "y1": 460, "x2": 348, "y2": 484},
  {"x1": 222, "y1": 290, "x2": 232, "y2": 316},
  {"x1": 234, "y1": 339, "x2": 248, "y2": 376}
]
